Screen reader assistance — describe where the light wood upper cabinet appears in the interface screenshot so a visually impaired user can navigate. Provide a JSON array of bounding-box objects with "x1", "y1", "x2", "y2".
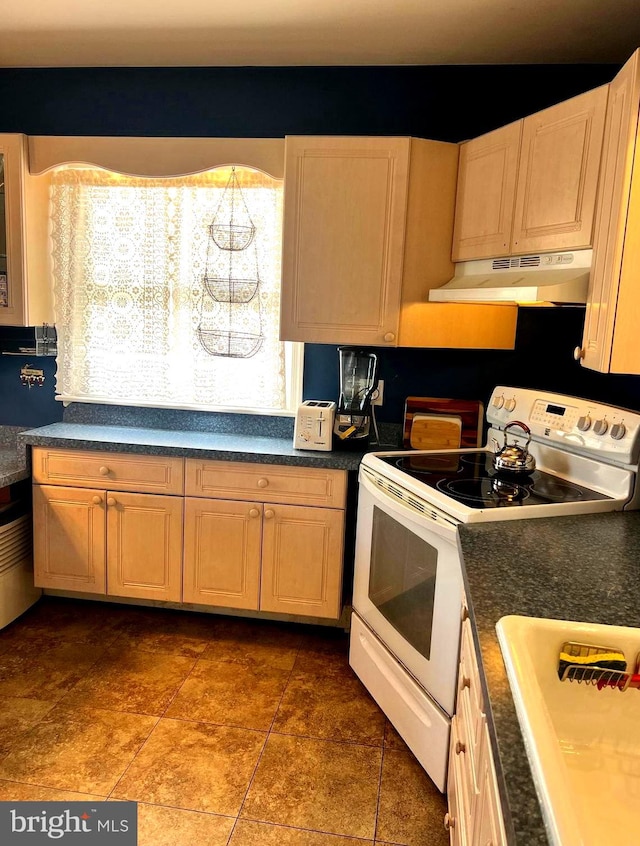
[
  {"x1": 452, "y1": 86, "x2": 608, "y2": 262},
  {"x1": 33, "y1": 484, "x2": 106, "y2": 595},
  {"x1": 512, "y1": 86, "x2": 608, "y2": 254},
  {"x1": 183, "y1": 497, "x2": 262, "y2": 610},
  {"x1": 452, "y1": 122, "x2": 522, "y2": 262},
  {"x1": 0, "y1": 133, "x2": 52, "y2": 327},
  {"x1": 281, "y1": 135, "x2": 518, "y2": 350},
  {"x1": 106, "y1": 491, "x2": 183, "y2": 602},
  {"x1": 260, "y1": 504, "x2": 344, "y2": 620},
  {"x1": 578, "y1": 50, "x2": 640, "y2": 375}
]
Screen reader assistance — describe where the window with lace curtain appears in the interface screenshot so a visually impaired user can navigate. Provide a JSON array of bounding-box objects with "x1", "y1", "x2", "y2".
[{"x1": 50, "y1": 165, "x2": 302, "y2": 414}]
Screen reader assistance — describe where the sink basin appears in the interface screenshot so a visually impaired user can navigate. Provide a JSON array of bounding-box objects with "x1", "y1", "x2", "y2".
[{"x1": 496, "y1": 615, "x2": 640, "y2": 846}]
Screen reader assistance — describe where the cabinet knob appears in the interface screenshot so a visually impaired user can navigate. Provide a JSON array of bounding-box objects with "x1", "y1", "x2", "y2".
[
  {"x1": 99, "y1": 466, "x2": 110, "y2": 476},
  {"x1": 461, "y1": 605, "x2": 469, "y2": 621},
  {"x1": 444, "y1": 812, "x2": 455, "y2": 831},
  {"x1": 383, "y1": 332, "x2": 395, "y2": 343},
  {"x1": 249, "y1": 508, "x2": 260, "y2": 518},
  {"x1": 573, "y1": 346, "x2": 585, "y2": 361},
  {"x1": 455, "y1": 740, "x2": 466, "y2": 755},
  {"x1": 257, "y1": 478, "x2": 269, "y2": 488},
  {"x1": 107, "y1": 497, "x2": 117, "y2": 507},
  {"x1": 461, "y1": 675, "x2": 471, "y2": 690},
  {"x1": 264, "y1": 509, "x2": 275, "y2": 519},
  {"x1": 92, "y1": 496, "x2": 102, "y2": 505}
]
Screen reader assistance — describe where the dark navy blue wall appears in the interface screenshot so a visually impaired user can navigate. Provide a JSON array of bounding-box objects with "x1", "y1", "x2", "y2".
[{"x1": 2, "y1": 63, "x2": 639, "y2": 428}]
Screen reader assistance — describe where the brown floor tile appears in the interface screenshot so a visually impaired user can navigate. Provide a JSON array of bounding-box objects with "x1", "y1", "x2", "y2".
[
  {"x1": 0, "y1": 598, "x2": 131, "y2": 655},
  {"x1": 241, "y1": 733, "x2": 381, "y2": 839},
  {"x1": 383, "y1": 721, "x2": 409, "y2": 752},
  {"x1": 0, "y1": 643, "x2": 104, "y2": 701},
  {"x1": 113, "y1": 608, "x2": 218, "y2": 658},
  {"x1": 64, "y1": 647, "x2": 196, "y2": 716},
  {"x1": 0, "y1": 697, "x2": 57, "y2": 755},
  {"x1": 376, "y1": 749, "x2": 448, "y2": 846},
  {"x1": 112, "y1": 718, "x2": 266, "y2": 815},
  {"x1": 0, "y1": 705, "x2": 157, "y2": 795},
  {"x1": 293, "y1": 629, "x2": 352, "y2": 678},
  {"x1": 201, "y1": 618, "x2": 302, "y2": 670},
  {"x1": 0, "y1": 780, "x2": 107, "y2": 801},
  {"x1": 273, "y1": 672, "x2": 385, "y2": 745},
  {"x1": 230, "y1": 820, "x2": 373, "y2": 846},
  {"x1": 166, "y1": 659, "x2": 289, "y2": 730},
  {"x1": 137, "y1": 803, "x2": 234, "y2": 846}
]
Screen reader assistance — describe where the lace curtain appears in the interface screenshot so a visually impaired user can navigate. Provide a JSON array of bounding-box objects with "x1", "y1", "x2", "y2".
[{"x1": 50, "y1": 166, "x2": 291, "y2": 412}]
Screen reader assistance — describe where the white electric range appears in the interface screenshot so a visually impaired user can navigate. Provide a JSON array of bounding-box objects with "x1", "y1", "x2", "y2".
[{"x1": 349, "y1": 386, "x2": 640, "y2": 792}]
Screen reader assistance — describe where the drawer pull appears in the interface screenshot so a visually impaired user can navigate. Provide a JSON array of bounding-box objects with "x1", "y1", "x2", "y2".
[
  {"x1": 249, "y1": 508, "x2": 260, "y2": 518},
  {"x1": 455, "y1": 740, "x2": 466, "y2": 755},
  {"x1": 383, "y1": 332, "x2": 395, "y2": 342},
  {"x1": 99, "y1": 466, "x2": 110, "y2": 476},
  {"x1": 461, "y1": 605, "x2": 469, "y2": 621},
  {"x1": 461, "y1": 675, "x2": 471, "y2": 690},
  {"x1": 92, "y1": 496, "x2": 102, "y2": 505},
  {"x1": 107, "y1": 497, "x2": 117, "y2": 507},
  {"x1": 444, "y1": 812, "x2": 455, "y2": 831},
  {"x1": 264, "y1": 509, "x2": 275, "y2": 519},
  {"x1": 257, "y1": 478, "x2": 269, "y2": 488}
]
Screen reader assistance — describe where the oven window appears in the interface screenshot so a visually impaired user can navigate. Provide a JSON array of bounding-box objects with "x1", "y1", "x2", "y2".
[{"x1": 369, "y1": 506, "x2": 437, "y2": 660}]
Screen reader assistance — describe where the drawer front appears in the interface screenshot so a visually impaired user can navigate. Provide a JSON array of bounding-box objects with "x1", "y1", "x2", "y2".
[
  {"x1": 185, "y1": 459, "x2": 347, "y2": 508},
  {"x1": 32, "y1": 448, "x2": 184, "y2": 495}
]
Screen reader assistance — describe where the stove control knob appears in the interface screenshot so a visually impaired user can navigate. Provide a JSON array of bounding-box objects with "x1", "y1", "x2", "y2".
[
  {"x1": 593, "y1": 419, "x2": 608, "y2": 436},
  {"x1": 576, "y1": 415, "x2": 592, "y2": 432},
  {"x1": 611, "y1": 422, "x2": 626, "y2": 441},
  {"x1": 492, "y1": 395, "x2": 505, "y2": 409},
  {"x1": 504, "y1": 398, "x2": 517, "y2": 412}
]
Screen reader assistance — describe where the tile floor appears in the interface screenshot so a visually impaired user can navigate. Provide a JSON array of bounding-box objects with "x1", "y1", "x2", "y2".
[{"x1": 0, "y1": 597, "x2": 448, "y2": 846}]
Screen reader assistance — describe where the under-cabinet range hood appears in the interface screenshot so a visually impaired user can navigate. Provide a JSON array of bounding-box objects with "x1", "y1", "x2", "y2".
[{"x1": 429, "y1": 249, "x2": 592, "y2": 305}]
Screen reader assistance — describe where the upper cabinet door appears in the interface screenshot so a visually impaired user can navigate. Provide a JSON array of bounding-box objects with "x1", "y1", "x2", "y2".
[
  {"x1": 511, "y1": 86, "x2": 608, "y2": 255},
  {"x1": 451, "y1": 122, "x2": 522, "y2": 262},
  {"x1": 0, "y1": 134, "x2": 26, "y2": 326},
  {"x1": 280, "y1": 136, "x2": 410, "y2": 346},
  {"x1": 580, "y1": 50, "x2": 640, "y2": 374}
]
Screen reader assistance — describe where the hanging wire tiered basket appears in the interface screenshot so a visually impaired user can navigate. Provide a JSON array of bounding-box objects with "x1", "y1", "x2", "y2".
[
  {"x1": 208, "y1": 168, "x2": 256, "y2": 251},
  {"x1": 196, "y1": 167, "x2": 264, "y2": 358},
  {"x1": 196, "y1": 327, "x2": 264, "y2": 359}
]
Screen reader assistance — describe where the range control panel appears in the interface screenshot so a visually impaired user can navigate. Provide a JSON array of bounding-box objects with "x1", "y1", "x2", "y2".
[{"x1": 486, "y1": 386, "x2": 640, "y2": 464}]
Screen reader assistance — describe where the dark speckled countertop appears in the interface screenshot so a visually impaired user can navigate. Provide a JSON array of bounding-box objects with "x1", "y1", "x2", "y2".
[
  {"x1": 459, "y1": 511, "x2": 640, "y2": 846},
  {"x1": 20, "y1": 422, "x2": 367, "y2": 471},
  {"x1": 0, "y1": 426, "x2": 30, "y2": 487}
]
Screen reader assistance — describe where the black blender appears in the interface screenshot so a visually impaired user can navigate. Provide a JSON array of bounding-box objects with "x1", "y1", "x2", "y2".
[{"x1": 333, "y1": 347, "x2": 379, "y2": 449}]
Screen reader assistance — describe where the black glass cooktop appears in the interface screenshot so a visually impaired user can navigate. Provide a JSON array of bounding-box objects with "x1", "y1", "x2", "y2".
[{"x1": 378, "y1": 451, "x2": 612, "y2": 509}]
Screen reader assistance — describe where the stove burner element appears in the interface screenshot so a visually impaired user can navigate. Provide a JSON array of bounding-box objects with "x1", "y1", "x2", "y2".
[
  {"x1": 394, "y1": 455, "x2": 463, "y2": 476},
  {"x1": 437, "y1": 477, "x2": 530, "y2": 506},
  {"x1": 528, "y1": 477, "x2": 585, "y2": 502}
]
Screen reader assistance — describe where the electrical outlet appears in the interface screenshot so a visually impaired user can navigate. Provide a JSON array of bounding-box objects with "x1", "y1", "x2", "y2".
[{"x1": 372, "y1": 379, "x2": 384, "y2": 406}]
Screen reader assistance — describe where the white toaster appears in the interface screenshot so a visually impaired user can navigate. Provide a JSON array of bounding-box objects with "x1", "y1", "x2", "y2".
[{"x1": 293, "y1": 400, "x2": 336, "y2": 451}]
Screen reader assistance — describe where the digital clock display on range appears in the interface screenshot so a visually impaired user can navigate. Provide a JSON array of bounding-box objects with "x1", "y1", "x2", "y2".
[{"x1": 546, "y1": 404, "x2": 566, "y2": 416}]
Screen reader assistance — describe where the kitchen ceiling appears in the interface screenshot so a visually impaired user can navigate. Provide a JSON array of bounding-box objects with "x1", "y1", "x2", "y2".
[{"x1": 2, "y1": 0, "x2": 640, "y2": 68}]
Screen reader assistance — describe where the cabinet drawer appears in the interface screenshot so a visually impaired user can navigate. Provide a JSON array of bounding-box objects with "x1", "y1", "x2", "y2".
[
  {"x1": 185, "y1": 459, "x2": 347, "y2": 508},
  {"x1": 460, "y1": 617, "x2": 484, "y2": 715},
  {"x1": 32, "y1": 448, "x2": 184, "y2": 495}
]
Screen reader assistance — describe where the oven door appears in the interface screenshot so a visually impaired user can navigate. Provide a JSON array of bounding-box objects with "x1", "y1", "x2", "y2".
[{"x1": 352, "y1": 467, "x2": 463, "y2": 717}]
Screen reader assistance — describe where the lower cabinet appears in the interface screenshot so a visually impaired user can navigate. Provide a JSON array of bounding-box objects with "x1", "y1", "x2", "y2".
[
  {"x1": 32, "y1": 448, "x2": 348, "y2": 620},
  {"x1": 446, "y1": 616, "x2": 507, "y2": 846},
  {"x1": 183, "y1": 498, "x2": 345, "y2": 619},
  {"x1": 33, "y1": 484, "x2": 183, "y2": 601}
]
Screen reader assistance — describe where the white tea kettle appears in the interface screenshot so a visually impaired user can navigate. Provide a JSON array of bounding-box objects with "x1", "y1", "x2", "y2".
[{"x1": 493, "y1": 421, "x2": 536, "y2": 475}]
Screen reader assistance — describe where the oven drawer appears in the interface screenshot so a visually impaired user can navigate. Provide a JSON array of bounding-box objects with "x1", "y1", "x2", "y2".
[
  {"x1": 32, "y1": 448, "x2": 184, "y2": 495},
  {"x1": 349, "y1": 612, "x2": 450, "y2": 792},
  {"x1": 185, "y1": 458, "x2": 347, "y2": 508}
]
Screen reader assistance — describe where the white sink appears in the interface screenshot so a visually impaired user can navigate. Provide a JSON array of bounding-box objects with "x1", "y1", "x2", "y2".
[{"x1": 496, "y1": 615, "x2": 640, "y2": 846}]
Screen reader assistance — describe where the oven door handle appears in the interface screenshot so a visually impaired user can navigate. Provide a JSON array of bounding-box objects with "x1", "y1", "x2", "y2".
[{"x1": 359, "y1": 467, "x2": 458, "y2": 538}]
